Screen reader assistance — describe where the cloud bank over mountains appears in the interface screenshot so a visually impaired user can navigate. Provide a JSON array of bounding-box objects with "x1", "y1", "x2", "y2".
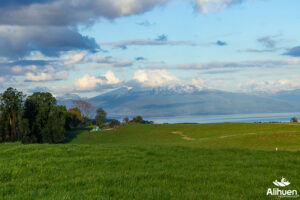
[{"x1": 48, "y1": 67, "x2": 300, "y2": 97}]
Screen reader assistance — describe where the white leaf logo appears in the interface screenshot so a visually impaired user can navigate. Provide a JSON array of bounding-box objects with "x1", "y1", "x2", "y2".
[{"x1": 273, "y1": 178, "x2": 290, "y2": 187}]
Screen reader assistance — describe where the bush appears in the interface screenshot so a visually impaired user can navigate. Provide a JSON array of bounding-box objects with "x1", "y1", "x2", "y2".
[
  {"x1": 131, "y1": 116, "x2": 143, "y2": 123},
  {"x1": 290, "y1": 117, "x2": 298, "y2": 123},
  {"x1": 95, "y1": 108, "x2": 107, "y2": 126},
  {"x1": 109, "y1": 119, "x2": 121, "y2": 128},
  {"x1": 123, "y1": 117, "x2": 129, "y2": 124}
]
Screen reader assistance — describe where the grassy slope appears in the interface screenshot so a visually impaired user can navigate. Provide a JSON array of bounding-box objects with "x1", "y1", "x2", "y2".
[
  {"x1": 0, "y1": 123, "x2": 300, "y2": 200},
  {"x1": 70, "y1": 123, "x2": 300, "y2": 151}
]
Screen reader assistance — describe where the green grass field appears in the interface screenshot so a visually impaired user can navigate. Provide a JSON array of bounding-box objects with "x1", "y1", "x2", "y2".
[{"x1": 1, "y1": 123, "x2": 300, "y2": 199}]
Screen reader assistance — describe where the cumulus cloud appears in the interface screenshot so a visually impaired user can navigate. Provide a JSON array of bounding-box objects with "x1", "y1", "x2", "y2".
[
  {"x1": 191, "y1": 78, "x2": 206, "y2": 90},
  {"x1": 0, "y1": 0, "x2": 245, "y2": 26},
  {"x1": 0, "y1": 0, "x2": 167, "y2": 59},
  {"x1": 0, "y1": 26, "x2": 99, "y2": 59},
  {"x1": 128, "y1": 70, "x2": 207, "y2": 91},
  {"x1": 73, "y1": 71, "x2": 121, "y2": 91},
  {"x1": 102, "y1": 71, "x2": 121, "y2": 85},
  {"x1": 0, "y1": 0, "x2": 168, "y2": 26},
  {"x1": 73, "y1": 74, "x2": 104, "y2": 91},
  {"x1": 131, "y1": 69, "x2": 179, "y2": 87},
  {"x1": 0, "y1": 56, "x2": 75, "y2": 78},
  {"x1": 0, "y1": 0, "x2": 248, "y2": 59},
  {"x1": 0, "y1": 57, "x2": 70, "y2": 83}
]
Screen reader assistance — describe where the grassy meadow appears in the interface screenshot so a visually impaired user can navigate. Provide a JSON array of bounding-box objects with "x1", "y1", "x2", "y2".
[{"x1": 1, "y1": 123, "x2": 300, "y2": 199}]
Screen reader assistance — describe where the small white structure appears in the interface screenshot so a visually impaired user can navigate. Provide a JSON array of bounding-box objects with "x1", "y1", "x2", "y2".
[{"x1": 90, "y1": 126, "x2": 101, "y2": 132}]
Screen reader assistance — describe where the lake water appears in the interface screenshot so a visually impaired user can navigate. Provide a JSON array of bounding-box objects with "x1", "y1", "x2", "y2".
[{"x1": 146, "y1": 113, "x2": 300, "y2": 124}]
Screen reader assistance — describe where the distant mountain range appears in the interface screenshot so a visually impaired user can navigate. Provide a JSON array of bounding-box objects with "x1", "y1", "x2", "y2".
[{"x1": 58, "y1": 86, "x2": 300, "y2": 118}]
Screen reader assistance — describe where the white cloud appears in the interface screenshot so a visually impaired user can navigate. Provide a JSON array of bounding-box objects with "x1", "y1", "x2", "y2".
[
  {"x1": 190, "y1": 0, "x2": 243, "y2": 14},
  {"x1": 25, "y1": 72, "x2": 55, "y2": 82},
  {"x1": 73, "y1": 74, "x2": 104, "y2": 91},
  {"x1": 240, "y1": 77, "x2": 300, "y2": 92},
  {"x1": 11, "y1": 65, "x2": 38, "y2": 73},
  {"x1": 25, "y1": 71, "x2": 68, "y2": 82},
  {"x1": 191, "y1": 78, "x2": 206, "y2": 90},
  {"x1": 73, "y1": 71, "x2": 121, "y2": 91},
  {"x1": 132, "y1": 69, "x2": 179, "y2": 87},
  {"x1": 103, "y1": 71, "x2": 121, "y2": 84},
  {"x1": 63, "y1": 51, "x2": 87, "y2": 65}
]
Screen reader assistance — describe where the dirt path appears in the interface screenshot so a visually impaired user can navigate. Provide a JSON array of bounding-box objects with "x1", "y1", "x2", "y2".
[
  {"x1": 171, "y1": 131, "x2": 258, "y2": 141},
  {"x1": 171, "y1": 131, "x2": 196, "y2": 141},
  {"x1": 219, "y1": 132, "x2": 256, "y2": 139}
]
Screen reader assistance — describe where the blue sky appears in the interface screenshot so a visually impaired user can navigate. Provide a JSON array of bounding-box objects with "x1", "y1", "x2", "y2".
[{"x1": 0, "y1": 0, "x2": 300, "y2": 97}]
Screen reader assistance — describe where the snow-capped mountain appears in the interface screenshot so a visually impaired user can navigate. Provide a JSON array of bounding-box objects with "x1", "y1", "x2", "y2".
[{"x1": 74, "y1": 87, "x2": 300, "y2": 118}]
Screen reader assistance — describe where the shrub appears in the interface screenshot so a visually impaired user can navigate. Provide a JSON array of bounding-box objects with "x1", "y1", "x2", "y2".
[
  {"x1": 131, "y1": 116, "x2": 143, "y2": 123},
  {"x1": 109, "y1": 119, "x2": 121, "y2": 128},
  {"x1": 95, "y1": 108, "x2": 107, "y2": 126},
  {"x1": 290, "y1": 117, "x2": 298, "y2": 123}
]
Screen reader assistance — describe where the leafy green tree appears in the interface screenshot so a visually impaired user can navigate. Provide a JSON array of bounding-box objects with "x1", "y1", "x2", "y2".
[
  {"x1": 291, "y1": 117, "x2": 298, "y2": 123},
  {"x1": 46, "y1": 105, "x2": 67, "y2": 143},
  {"x1": 109, "y1": 119, "x2": 121, "y2": 128},
  {"x1": 68, "y1": 108, "x2": 82, "y2": 127},
  {"x1": 95, "y1": 108, "x2": 107, "y2": 126},
  {"x1": 131, "y1": 116, "x2": 143, "y2": 124},
  {"x1": 0, "y1": 88, "x2": 25, "y2": 142},
  {"x1": 23, "y1": 92, "x2": 66, "y2": 143},
  {"x1": 123, "y1": 117, "x2": 129, "y2": 124},
  {"x1": 23, "y1": 92, "x2": 56, "y2": 143}
]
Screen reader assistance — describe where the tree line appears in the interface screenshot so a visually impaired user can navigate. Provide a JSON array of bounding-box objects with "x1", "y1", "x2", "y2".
[
  {"x1": 0, "y1": 87, "x2": 149, "y2": 144},
  {"x1": 0, "y1": 88, "x2": 102, "y2": 144},
  {"x1": 0, "y1": 88, "x2": 74, "y2": 143}
]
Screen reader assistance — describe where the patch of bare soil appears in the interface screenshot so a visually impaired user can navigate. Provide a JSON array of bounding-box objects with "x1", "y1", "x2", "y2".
[
  {"x1": 273, "y1": 132, "x2": 296, "y2": 138},
  {"x1": 219, "y1": 132, "x2": 256, "y2": 139},
  {"x1": 171, "y1": 131, "x2": 196, "y2": 141}
]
